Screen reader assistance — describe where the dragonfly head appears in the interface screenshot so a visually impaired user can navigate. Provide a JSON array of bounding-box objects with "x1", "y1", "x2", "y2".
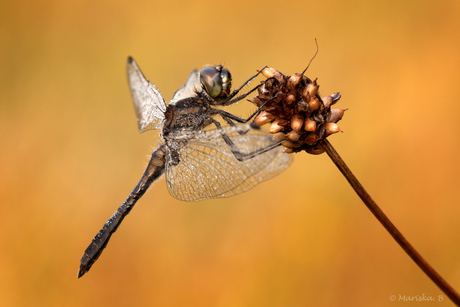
[{"x1": 199, "y1": 65, "x2": 232, "y2": 101}]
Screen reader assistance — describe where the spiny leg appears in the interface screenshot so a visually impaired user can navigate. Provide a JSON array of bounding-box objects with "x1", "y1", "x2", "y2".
[
  {"x1": 210, "y1": 119, "x2": 283, "y2": 161},
  {"x1": 220, "y1": 66, "x2": 268, "y2": 106},
  {"x1": 214, "y1": 96, "x2": 278, "y2": 134}
]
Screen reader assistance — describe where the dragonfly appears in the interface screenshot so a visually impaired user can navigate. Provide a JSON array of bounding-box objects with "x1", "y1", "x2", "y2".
[{"x1": 78, "y1": 57, "x2": 293, "y2": 278}]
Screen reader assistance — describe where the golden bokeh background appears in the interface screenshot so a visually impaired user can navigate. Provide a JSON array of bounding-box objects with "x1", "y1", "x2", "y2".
[{"x1": 2, "y1": 0, "x2": 460, "y2": 306}]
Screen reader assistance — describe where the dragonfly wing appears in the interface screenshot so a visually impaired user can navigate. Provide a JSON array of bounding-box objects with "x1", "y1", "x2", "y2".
[
  {"x1": 165, "y1": 124, "x2": 293, "y2": 202},
  {"x1": 127, "y1": 57, "x2": 166, "y2": 133},
  {"x1": 170, "y1": 70, "x2": 202, "y2": 105}
]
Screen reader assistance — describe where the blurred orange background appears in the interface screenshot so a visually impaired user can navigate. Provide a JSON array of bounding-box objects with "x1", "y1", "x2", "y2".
[{"x1": 2, "y1": 0, "x2": 460, "y2": 306}]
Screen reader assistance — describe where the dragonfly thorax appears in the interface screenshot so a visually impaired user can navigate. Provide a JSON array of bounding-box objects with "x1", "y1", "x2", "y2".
[{"x1": 162, "y1": 95, "x2": 213, "y2": 135}]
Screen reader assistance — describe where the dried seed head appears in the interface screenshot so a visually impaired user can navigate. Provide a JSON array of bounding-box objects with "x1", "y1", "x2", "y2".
[{"x1": 250, "y1": 66, "x2": 345, "y2": 154}]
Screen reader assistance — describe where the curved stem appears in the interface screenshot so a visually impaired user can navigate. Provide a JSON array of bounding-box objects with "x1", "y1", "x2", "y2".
[{"x1": 321, "y1": 139, "x2": 460, "y2": 306}]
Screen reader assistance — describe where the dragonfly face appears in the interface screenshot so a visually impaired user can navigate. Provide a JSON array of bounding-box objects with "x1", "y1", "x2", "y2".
[
  {"x1": 199, "y1": 65, "x2": 232, "y2": 102},
  {"x1": 77, "y1": 57, "x2": 293, "y2": 278}
]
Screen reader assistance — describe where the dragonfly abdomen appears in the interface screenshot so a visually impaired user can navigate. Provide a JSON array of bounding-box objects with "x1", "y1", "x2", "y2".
[{"x1": 78, "y1": 145, "x2": 167, "y2": 278}]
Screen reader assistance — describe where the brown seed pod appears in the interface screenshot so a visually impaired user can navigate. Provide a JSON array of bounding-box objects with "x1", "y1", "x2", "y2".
[
  {"x1": 260, "y1": 67, "x2": 284, "y2": 83},
  {"x1": 254, "y1": 111, "x2": 275, "y2": 126},
  {"x1": 269, "y1": 119, "x2": 288, "y2": 133},
  {"x1": 260, "y1": 67, "x2": 279, "y2": 79},
  {"x1": 325, "y1": 122, "x2": 341, "y2": 135},
  {"x1": 290, "y1": 114, "x2": 304, "y2": 131},
  {"x1": 304, "y1": 133, "x2": 318, "y2": 145},
  {"x1": 304, "y1": 80, "x2": 319, "y2": 98},
  {"x1": 287, "y1": 74, "x2": 302, "y2": 91},
  {"x1": 281, "y1": 140, "x2": 304, "y2": 148},
  {"x1": 286, "y1": 130, "x2": 301, "y2": 141},
  {"x1": 272, "y1": 132, "x2": 286, "y2": 141},
  {"x1": 329, "y1": 108, "x2": 347, "y2": 123},
  {"x1": 297, "y1": 100, "x2": 309, "y2": 112},
  {"x1": 272, "y1": 91, "x2": 286, "y2": 104},
  {"x1": 257, "y1": 84, "x2": 272, "y2": 101},
  {"x1": 285, "y1": 94, "x2": 296, "y2": 105},
  {"x1": 329, "y1": 92, "x2": 341, "y2": 107},
  {"x1": 322, "y1": 95, "x2": 333, "y2": 108},
  {"x1": 302, "y1": 91, "x2": 311, "y2": 104},
  {"x1": 304, "y1": 145, "x2": 325, "y2": 155},
  {"x1": 304, "y1": 118, "x2": 316, "y2": 132},
  {"x1": 309, "y1": 97, "x2": 320, "y2": 111}
]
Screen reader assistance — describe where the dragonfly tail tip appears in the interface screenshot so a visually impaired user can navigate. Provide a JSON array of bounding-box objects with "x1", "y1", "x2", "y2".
[{"x1": 77, "y1": 266, "x2": 87, "y2": 279}]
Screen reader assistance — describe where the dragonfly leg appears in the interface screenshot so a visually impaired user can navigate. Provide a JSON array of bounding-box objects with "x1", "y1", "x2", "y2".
[
  {"x1": 215, "y1": 96, "x2": 278, "y2": 129},
  {"x1": 220, "y1": 66, "x2": 268, "y2": 106},
  {"x1": 210, "y1": 119, "x2": 283, "y2": 161}
]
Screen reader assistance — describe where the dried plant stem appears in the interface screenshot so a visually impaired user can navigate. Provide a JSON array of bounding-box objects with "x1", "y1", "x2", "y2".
[{"x1": 321, "y1": 139, "x2": 460, "y2": 306}]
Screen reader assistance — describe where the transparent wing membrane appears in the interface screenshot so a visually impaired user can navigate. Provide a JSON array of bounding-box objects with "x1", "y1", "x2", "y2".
[
  {"x1": 170, "y1": 70, "x2": 201, "y2": 105},
  {"x1": 165, "y1": 125, "x2": 293, "y2": 202},
  {"x1": 126, "y1": 57, "x2": 167, "y2": 133}
]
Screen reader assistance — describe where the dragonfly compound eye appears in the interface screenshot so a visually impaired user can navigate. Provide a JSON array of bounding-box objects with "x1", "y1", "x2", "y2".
[
  {"x1": 219, "y1": 69, "x2": 232, "y2": 95},
  {"x1": 200, "y1": 66, "x2": 232, "y2": 99},
  {"x1": 200, "y1": 67, "x2": 222, "y2": 98}
]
